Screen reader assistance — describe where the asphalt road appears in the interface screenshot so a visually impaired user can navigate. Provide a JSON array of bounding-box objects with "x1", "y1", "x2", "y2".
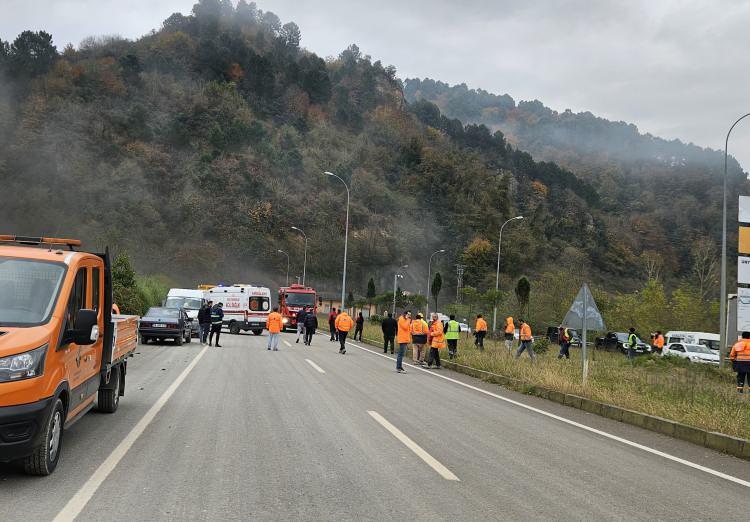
[{"x1": 1, "y1": 330, "x2": 749, "y2": 521}]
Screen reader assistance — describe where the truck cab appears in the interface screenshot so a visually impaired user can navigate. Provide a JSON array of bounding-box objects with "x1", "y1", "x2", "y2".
[
  {"x1": 278, "y1": 284, "x2": 317, "y2": 330},
  {"x1": 0, "y1": 236, "x2": 137, "y2": 475}
]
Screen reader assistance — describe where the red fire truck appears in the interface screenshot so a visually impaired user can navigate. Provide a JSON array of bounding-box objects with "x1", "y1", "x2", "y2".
[{"x1": 278, "y1": 284, "x2": 317, "y2": 330}]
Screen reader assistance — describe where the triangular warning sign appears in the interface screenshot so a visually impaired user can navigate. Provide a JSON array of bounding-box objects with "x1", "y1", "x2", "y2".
[{"x1": 561, "y1": 283, "x2": 606, "y2": 331}]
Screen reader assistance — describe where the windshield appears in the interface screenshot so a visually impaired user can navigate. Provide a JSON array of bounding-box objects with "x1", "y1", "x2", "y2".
[
  {"x1": 165, "y1": 297, "x2": 202, "y2": 310},
  {"x1": 146, "y1": 307, "x2": 180, "y2": 318},
  {"x1": 699, "y1": 339, "x2": 720, "y2": 351},
  {"x1": 0, "y1": 257, "x2": 66, "y2": 327},
  {"x1": 283, "y1": 292, "x2": 315, "y2": 307},
  {"x1": 686, "y1": 344, "x2": 712, "y2": 354}
]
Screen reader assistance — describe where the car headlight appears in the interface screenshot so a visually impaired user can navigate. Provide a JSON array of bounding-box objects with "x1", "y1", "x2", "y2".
[
  {"x1": 689, "y1": 355, "x2": 700, "y2": 362},
  {"x1": 282, "y1": 318, "x2": 289, "y2": 324},
  {"x1": 0, "y1": 344, "x2": 48, "y2": 382}
]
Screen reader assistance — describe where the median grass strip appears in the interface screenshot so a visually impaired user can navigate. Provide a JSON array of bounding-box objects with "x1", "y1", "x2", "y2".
[{"x1": 352, "y1": 321, "x2": 750, "y2": 441}]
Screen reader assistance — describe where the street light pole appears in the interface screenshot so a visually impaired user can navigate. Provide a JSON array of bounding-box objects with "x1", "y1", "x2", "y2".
[
  {"x1": 277, "y1": 249, "x2": 289, "y2": 286},
  {"x1": 719, "y1": 113, "x2": 750, "y2": 368},
  {"x1": 325, "y1": 171, "x2": 350, "y2": 311},
  {"x1": 493, "y1": 216, "x2": 524, "y2": 333},
  {"x1": 426, "y1": 249, "x2": 445, "y2": 319},
  {"x1": 291, "y1": 226, "x2": 308, "y2": 286}
]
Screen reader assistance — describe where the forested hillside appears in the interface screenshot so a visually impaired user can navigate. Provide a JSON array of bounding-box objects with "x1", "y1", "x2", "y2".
[
  {"x1": 0, "y1": 1, "x2": 741, "y2": 330},
  {"x1": 405, "y1": 78, "x2": 749, "y2": 288}
]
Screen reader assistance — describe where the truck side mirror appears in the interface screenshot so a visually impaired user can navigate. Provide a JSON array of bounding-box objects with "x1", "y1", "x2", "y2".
[{"x1": 72, "y1": 309, "x2": 98, "y2": 345}]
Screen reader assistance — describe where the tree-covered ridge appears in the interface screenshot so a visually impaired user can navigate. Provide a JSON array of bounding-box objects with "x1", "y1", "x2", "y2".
[{"x1": 0, "y1": 0, "x2": 709, "y2": 303}]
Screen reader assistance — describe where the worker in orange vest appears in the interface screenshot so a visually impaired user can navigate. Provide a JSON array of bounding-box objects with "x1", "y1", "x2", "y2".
[
  {"x1": 504, "y1": 316, "x2": 515, "y2": 353},
  {"x1": 730, "y1": 331, "x2": 750, "y2": 394},
  {"x1": 427, "y1": 313, "x2": 445, "y2": 369},
  {"x1": 515, "y1": 318, "x2": 536, "y2": 361},
  {"x1": 335, "y1": 310, "x2": 354, "y2": 354},
  {"x1": 396, "y1": 310, "x2": 412, "y2": 373},
  {"x1": 474, "y1": 314, "x2": 488, "y2": 351},
  {"x1": 266, "y1": 306, "x2": 283, "y2": 351},
  {"x1": 410, "y1": 313, "x2": 429, "y2": 364},
  {"x1": 653, "y1": 331, "x2": 665, "y2": 355}
]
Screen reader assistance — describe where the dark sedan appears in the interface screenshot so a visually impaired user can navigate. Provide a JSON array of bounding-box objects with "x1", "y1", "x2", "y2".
[
  {"x1": 595, "y1": 331, "x2": 650, "y2": 355},
  {"x1": 138, "y1": 307, "x2": 192, "y2": 345}
]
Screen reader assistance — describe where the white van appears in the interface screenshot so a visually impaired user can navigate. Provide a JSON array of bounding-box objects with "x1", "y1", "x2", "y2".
[
  {"x1": 664, "y1": 331, "x2": 720, "y2": 355},
  {"x1": 206, "y1": 284, "x2": 271, "y2": 335},
  {"x1": 165, "y1": 288, "x2": 206, "y2": 336}
]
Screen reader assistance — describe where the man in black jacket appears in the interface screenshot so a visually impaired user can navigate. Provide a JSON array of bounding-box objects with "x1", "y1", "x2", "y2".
[
  {"x1": 197, "y1": 301, "x2": 213, "y2": 345},
  {"x1": 303, "y1": 307, "x2": 318, "y2": 346},
  {"x1": 381, "y1": 312, "x2": 397, "y2": 354}
]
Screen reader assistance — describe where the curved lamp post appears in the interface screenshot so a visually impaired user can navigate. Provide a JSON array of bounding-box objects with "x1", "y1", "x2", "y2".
[
  {"x1": 291, "y1": 226, "x2": 308, "y2": 286},
  {"x1": 493, "y1": 216, "x2": 524, "y2": 332},
  {"x1": 277, "y1": 249, "x2": 290, "y2": 286},
  {"x1": 324, "y1": 171, "x2": 350, "y2": 311},
  {"x1": 425, "y1": 249, "x2": 445, "y2": 319}
]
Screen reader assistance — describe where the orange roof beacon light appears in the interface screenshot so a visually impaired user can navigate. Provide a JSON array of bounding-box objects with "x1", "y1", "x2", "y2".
[{"x1": 0, "y1": 235, "x2": 82, "y2": 250}]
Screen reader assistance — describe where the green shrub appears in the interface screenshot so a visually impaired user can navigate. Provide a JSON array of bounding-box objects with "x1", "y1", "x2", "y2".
[{"x1": 532, "y1": 337, "x2": 550, "y2": 354}]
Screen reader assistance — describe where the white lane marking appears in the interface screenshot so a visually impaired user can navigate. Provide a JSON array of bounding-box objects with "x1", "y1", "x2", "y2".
[
  {"x1": 283, "y1": 339, "x2": 292, "y2": 347},
  {"x1": 348, "y1": 338, "x2": 750, "y2": 489},
  {"x1": 368, "y1": 410, "x2": 459, "y2": 481},
  {"x1": 305, "y1": 358, "x2": 326, "y2": 374},
  {"x1": 54, "y1": 345, "x2": 209, "y2": 521}
]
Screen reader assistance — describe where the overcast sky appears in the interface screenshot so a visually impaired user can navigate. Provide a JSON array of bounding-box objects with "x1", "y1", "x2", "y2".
[{"x1": 3, "y1": 0, "x2": 750, "y2": 170}]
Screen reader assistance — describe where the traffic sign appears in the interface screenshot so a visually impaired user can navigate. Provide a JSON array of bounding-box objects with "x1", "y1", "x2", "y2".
[{"x1": 562, "y1": 283, "x2": 606, "y2": 331}]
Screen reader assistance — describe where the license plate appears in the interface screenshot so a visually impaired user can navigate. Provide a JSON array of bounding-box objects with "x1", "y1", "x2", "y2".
[{"x1": 153, "y1": 323, "x2": 166, "y2": 328}]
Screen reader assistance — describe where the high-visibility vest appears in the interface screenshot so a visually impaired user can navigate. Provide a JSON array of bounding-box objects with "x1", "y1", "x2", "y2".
[
  {"x1": 335, "y1": 313, "x2": 353, "y2": 332},
  {"x1": 445, "y1": 320, "x2": 460, "y2": 340},
  {"x1": 475, "y1": 318, "x2": 488, "y2": 332},
  {"x1": 266, "y1": 312, "x2": 282, "y2": 334},
  {"x1": 411, "y1": 319, "x2": 428, "y2": 335},
  {"x1": 519, "y1": 323, "x2": 532, "y2": 341},
  {"x1": 430, "y1": 321, "x2": 446, "y2": 349},
  {"x1": 505, "y1": 317, "x2": 514, "y2": 334},
  {"x1": 654, "y1": 335, "x2": 665, "y2": 348},
  {"x1": 628, "y1": 333, "x2": 638, "y2": 347},
  {"x1": 397, "y1": 316, "x2": 412, "y2": 343},
  {"x1": 730, "y1": 339, "x2": 750, "y2": 362}
]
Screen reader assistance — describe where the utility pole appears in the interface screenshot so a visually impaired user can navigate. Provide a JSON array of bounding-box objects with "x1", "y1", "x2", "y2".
[{"x1": 455, "y1": 264, "x2": 465, "y2": 303}]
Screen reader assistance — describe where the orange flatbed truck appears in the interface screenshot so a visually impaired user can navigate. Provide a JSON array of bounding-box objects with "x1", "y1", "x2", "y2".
[{"x1": 0, "y1": 235, "x2": 138, "y2": 475}]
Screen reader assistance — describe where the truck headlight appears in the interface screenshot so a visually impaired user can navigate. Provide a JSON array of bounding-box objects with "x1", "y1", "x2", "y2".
[{"x1": 0, "y1": 344, "x2": 48, "y2": 382}]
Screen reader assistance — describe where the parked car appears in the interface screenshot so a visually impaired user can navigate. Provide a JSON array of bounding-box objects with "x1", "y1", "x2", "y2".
[
  {"x1": 164, "y1": 288, "x2": 205, "y2": 337},
  {"x1": 662, "y1": 343, "x2": 720, "y2": 365},
  {"x1": 595, "y1": 332, "x2": 650, "y2": 354},
  {"x1": 458, "y1": 322, "x2": 471, "y2": 334},
  {"x1": 664, "y1": 331, "x2": 720, "y2": 355},
  {"x1": 546, "y1": 326, "x2": 582, "y2": 347},
  {"x1": 138, "y1": 307, "x2": 192, "y2": 345}
]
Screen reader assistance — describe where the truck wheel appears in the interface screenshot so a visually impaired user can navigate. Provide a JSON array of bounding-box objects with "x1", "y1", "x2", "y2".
[
  {"x1": 139, "y1": 334, "x2": 148, "y2": 345},
  {"x1": 252, "y1": 329, "x2": 262, "y2": 336},
  {"x1": 97, "y1": 366, "x2": 121, "y2": 413},
  {"x1": 24, "y1": 398, "x2": 64, "y2": 476},
  {"x1": 229, "y1": 322, "x2": 241, "y2": 335}
]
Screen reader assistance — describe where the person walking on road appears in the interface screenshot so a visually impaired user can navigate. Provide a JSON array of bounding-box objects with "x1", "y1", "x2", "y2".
[
  {"x1": 303, "y1": 308, "x2": 318, "y2": 346},
  {"x1": 328, "y1": 308, "x2": 338, "y2": 342},
  {"x1": 558, "y1": 325, "x2": 571, "y2": 360},
  {"x1": 427, "y1": 313, "x2": 445, "y2": 369},
  {"x1": 396, "y1": 310, "x2": 412, "y2": 373},
  {"x1": 335, "y1": 310, "x2": 353, "y2": 354},
  {"x1": 444, "y1": 314, "x2": 460, "y2": 360},
  {"x1": 730, "y1": 331, "x2": 750, "y2": 394},
  {"x1": 474, "y1": 314, "x2": 488, "y2": 351},
  {"x1": 381, "y1": 312, "x2": 397, "y2": 354},
  {"x1": 515, "y1": 318, "x2": 536, "y2": 361},
  {"x1": 266, "y1": 307, "x2": 283, "y2": 351},
  {"x1": 295, "y1": 307, "x2": 308, "y2": 344},
  {"x1": 504, "y1": 316, "x2": 515, "y2": 353},
  {"x1": 209, "y1": 302, "x2": 224, "y2": 347},
  {"x1": 627, "y1": 327, "x2": 638, "y2": 360},
  {"x1": 197, "y1": 300, "x2": 213, "y2": 345},
  {"x1": 411, "y1": 313, "x2": 429, "y2": 364},
  {"x1": 354, "y1": 312, "x2": 364, "y2": 341}
]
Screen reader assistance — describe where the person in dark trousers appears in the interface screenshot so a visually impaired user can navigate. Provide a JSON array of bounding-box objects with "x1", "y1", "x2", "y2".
[
  {"x1": 295, "y1": 307, "x2": 308, "y2": 344},
  {"x1": 197, "y1": 300, "x2": 213, "y2": 345},
  {"x1": 627, "y1": 327, "x2": 638, "y2": 360},
  {"x1": 209, "y1": 302, "x2": 224, "y2": 347},
  {"x1": 381, "y1": 312, "x2": 397, "y2": 354},
  {"x1": 730, "y1": 331, "x2": 750, "y2": 393},
  {"x1": 328, "y1": 308, "x2": 338, "y2": 341},
  {"x1": 444, "y1": 315, "x2": 460, "y2": 360},
  {"x1": 354, "y1": 312, "x2": 364, "y2": 341},
  {"x1": 303, "y1": 307, "x2": 318, "y2": 346}
]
